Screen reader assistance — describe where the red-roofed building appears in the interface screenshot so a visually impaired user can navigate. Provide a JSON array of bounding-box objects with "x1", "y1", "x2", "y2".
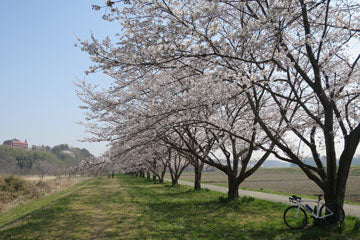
[{"x1": 3, "y1": 139, "x2": 28, "y2": 149}]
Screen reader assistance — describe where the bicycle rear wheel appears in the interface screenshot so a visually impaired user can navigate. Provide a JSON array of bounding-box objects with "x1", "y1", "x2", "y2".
[
  {"x1": 284, "y1": 206, "x2": 308, "y2": 229},
  {"x1": 320, "y1": 203, "x2": 345, "y2": 225}
]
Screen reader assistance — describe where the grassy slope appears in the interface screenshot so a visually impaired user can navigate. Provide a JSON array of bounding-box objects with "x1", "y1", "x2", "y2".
[
  {"x1": 0, "y1": 179, "x2": 92, "y2": 227},
  {"x1": 0, "y1": 175, "x2": 359, "y2": 240}
]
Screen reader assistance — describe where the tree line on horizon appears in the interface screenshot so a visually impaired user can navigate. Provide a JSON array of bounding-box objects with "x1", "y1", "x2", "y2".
[{"x1": 0, "y1": 144, "x2": 93, "y2": 176}]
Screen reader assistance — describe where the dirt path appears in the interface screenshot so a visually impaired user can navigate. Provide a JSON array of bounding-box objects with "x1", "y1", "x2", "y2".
[{"x1": 174, "y1": 179, "x2": 360, "y2": 218}]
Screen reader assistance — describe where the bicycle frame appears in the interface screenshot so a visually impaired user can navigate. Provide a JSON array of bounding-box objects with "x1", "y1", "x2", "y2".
[
  {"x1": 291, "y1": 198, "x2": 334, "y2": 220},
  {"x1": 285, "y1": 194, "x2": 344, "y2": 229}
]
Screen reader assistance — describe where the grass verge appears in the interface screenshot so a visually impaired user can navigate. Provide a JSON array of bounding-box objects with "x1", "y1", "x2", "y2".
[
  {"x1": 0, "y1": 175, "x2": 359, "y2": 240},
  {"x1": 0, "y1": 178, "x2": 92, "y2": 228}
]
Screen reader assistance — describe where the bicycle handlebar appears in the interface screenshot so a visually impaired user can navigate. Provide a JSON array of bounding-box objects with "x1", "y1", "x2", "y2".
[{"x1": 289, "y1": 195, "x2": 301, "y2": 203}]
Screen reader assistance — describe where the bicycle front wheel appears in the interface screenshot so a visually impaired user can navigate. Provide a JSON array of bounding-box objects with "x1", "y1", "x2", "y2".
[
  {"x1": 284, "y1": 206, "x2": 308, "y2": 229},
  {"x1": 320, "y1": 203, "x2": 345, "y2": 225}
]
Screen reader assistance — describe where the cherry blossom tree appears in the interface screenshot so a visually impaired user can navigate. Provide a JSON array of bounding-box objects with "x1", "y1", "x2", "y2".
[
  {"x1": 156, "y1": 93, "x2": 276, "y2": 199},
  {"x1": 235, "y1": 1, "x2": 360, "y2": 216},
  {"x1": 79, "y1": 0, "x2": 360, "y2": 213},
  {"x1": 78, "y1": 0, "x2": 279, "y2": 199}
]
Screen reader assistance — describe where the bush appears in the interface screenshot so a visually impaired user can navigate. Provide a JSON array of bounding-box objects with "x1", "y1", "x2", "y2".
[
  {"x1": 0, "y1": 176, "x2": 39, "y2": 206},
  {"x1": 1, "y1": 176, "x2": 26, "y2": 192}
]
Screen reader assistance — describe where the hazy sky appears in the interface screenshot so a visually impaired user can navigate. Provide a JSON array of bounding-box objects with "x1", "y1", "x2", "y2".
[{"x1": 0, "y1": 1, "x2": 117, "y2": 156}]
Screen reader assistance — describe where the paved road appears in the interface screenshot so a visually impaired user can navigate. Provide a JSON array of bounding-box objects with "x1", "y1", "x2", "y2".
[{"x1": 173, "y1": 179, "x2": 360, "y2": 218}]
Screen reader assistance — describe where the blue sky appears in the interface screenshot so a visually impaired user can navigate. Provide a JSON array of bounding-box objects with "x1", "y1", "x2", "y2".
[
  {"x1": 0, "y1": 1, "x2": 116, "y2": 156},
  {"x1": 1, "y1": 1, "x2": 359, "y2": 159}
]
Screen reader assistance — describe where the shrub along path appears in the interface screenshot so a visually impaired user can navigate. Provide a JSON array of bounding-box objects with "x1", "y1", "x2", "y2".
[
  {"x1": 1, "y1": 175, "x2": 359, "y2": 240},
  {"x1": 173, "y1": 180, "x2": 360, "y2": 218}
]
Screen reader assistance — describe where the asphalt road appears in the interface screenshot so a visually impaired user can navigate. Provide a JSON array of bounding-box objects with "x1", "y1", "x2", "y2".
[{"x1": 174, "y1": 179, "x2": 360, "y2": 218}]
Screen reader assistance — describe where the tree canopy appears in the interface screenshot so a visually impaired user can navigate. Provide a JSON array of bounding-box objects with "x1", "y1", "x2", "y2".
[{"x1": 78, "y1": 0, "x2": 360, "y2": 205}]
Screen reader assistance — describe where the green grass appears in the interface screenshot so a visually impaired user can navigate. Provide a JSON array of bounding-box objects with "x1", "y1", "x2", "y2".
[{"x1": 1, "y1": 175, "x2": 359, "y2": 240}]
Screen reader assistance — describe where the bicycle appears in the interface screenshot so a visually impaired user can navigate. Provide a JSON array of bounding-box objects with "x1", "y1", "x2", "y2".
[{"x1": 283, "y1": 194, "x2": 345, "y2": 229}]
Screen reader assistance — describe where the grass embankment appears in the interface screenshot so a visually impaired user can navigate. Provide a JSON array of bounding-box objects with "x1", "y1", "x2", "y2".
[
  {"x1": 0, "y1": 176, "x2": 41, "y2": 212},
  {"x1": 1, "y1": 175, "x2": 360, "y2": 240},
  {"x1": 0, "y1": 178, "x2": 92, "y2": 228},
  {"x1": 0, "y1": 175, "x2": 90, "y2": 212}
]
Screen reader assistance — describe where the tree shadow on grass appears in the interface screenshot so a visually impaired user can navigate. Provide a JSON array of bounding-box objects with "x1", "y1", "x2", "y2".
[
  {"x1": 134, "y1": 193, "x2": 282, "y2": 239},
  {"x1": 141, "y1": 198, "x2": 360, "y2": 240},
  {"x1": 123, "y1": 177, "x2": 360, "y2": 240},
  {"x1": 0, "y1": 195, "x2": 88, "y2": 240},
  {"x1": 0, "y1": 189, "x2": 122, "y2": 240},
  {"x1": 118, "y1": 175, "x2": 360, "y2": 238}
]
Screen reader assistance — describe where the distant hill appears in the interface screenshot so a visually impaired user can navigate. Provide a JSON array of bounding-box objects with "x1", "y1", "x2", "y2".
[
  {"x1": 261, "y1": 160, "x2": 291, "y2": 168},
  {"x1": 48, "y1": 144, "x2": 93, "y2": 164},
  {"x1": 250, "y1": 155, "x2": 360, "y2": 168},
  {"x1": 0, "y1": 144, "x2": 94, "y2": 175}
]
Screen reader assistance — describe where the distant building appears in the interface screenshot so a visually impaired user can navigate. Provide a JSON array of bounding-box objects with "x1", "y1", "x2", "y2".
[{"x1": 3, "y1": 139, "x2": 28, "y2": 149}]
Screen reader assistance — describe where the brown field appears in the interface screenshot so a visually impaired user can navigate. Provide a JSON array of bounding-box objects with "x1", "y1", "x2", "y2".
[
  {"x1": 0, "y1": 175, "x2": 90, "y2": 212},
  {"x1": 178, "y1": 166, "x2": 360, "y2": 203}
]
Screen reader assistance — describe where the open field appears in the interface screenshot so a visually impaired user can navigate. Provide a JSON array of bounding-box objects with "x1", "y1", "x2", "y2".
[
  {"x1": 177, "y1": 166, "x2": 360, "y2": 203},
  {"x1": 1, "y1": 175, "x2": 360, "y2": 240}
]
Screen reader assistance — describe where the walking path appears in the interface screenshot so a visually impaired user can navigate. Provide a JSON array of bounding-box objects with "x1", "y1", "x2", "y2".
[{"x1": 174, "y1": 179, "x2": 360, "y2": 218}]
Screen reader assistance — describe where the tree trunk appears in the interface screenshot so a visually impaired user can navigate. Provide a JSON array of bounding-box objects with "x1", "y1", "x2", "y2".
[
  {"x1": 158, "y1": 163, "x2": 167, "y2": 184},
  {"x1": 194, "y1": 165, "x2": 203, "y2": 190},
  {"x1": 146, "y1": 171, "x2": 151, "y2": 180},
  {"x1": 323, "y1": 189, "x2": 342, "y2": 224},
  {"x1": 227, "y1": 174, "x2": 239, "y2": 200},
  {"x1": 172, "y1": 178, "x2": 178, "y2": 186},
  {"x1": 152, "y1": 174, "x2": 157, "y2": 182},
  {"x1": 159, "y1": 169, "x2": 166, "y2": 183},
  {"x1": 336, "y1": 128, "x2": 360, "y2": 207},
  {"x1": 323, "y1": 127, "x2": 360, "y2": 222}
]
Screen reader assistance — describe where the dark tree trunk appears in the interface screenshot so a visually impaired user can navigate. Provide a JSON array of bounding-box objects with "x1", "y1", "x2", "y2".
[
  {"x1": 169, "y1": 167, "x2": 179, "y2": 186},
  {"x1": 194, "y1": 171, "x2": 202, "y2": 190},
  {"x1": 172, "y1": 178, "x2": 178, "y2": 186},
  {"x1": 194, "y1": 163, "x2": 203, "y2": 190},
  {"x1": 146, "y1": 171, "x2": 151, "y2": 180},
  {"x1": 323, "y1": 189, "x2": 342, "y2": 224},
  {"x1": 227, "y1": 174, "x2": 239, "y2": 200},
  {"x1": 336, "y1": 127, "x2": 360, "y2": 207},
  {"x1": 152, "y1": 174, "x2": 157, "y2": 182},
  {"x1": 159, "y1": 166, "x2": 166, "y2": 183}
]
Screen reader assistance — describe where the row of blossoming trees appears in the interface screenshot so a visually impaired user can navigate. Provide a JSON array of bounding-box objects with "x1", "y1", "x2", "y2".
[{"x1": 76, "y1": 0, "x2": 360, "y2": 213}]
